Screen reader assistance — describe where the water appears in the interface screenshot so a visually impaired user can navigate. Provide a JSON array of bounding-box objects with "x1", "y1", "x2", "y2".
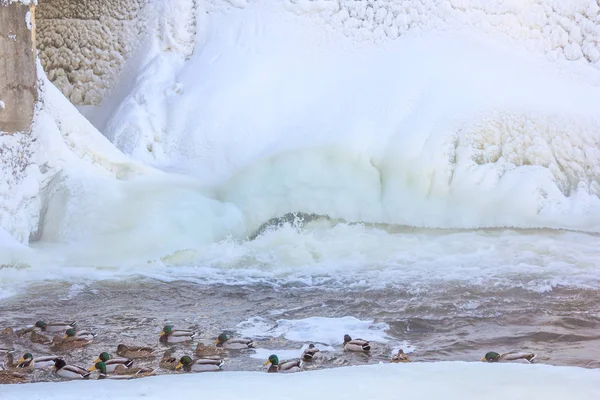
[{"x1": 2, "y1": 225, "x2": 600, "y2": 381}]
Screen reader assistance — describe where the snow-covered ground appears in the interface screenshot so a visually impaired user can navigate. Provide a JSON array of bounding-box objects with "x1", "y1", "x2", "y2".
[{"x1": 3, "y1": 362, "x2": 600, "y2": 399}]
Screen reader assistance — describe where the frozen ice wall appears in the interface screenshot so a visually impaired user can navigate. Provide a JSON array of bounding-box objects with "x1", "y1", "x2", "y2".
[
  {"x1": 35, "y1": 0, "x2": 149, "y2": 104},
  {"x1": 2, "y1": 0, "x2": 600, "y2": 251},
  {"x1": 35, "y1": 1, "x2": 600, "y2": 106}
]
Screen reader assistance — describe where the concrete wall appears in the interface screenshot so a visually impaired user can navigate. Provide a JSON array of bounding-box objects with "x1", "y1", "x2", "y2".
[
  {"x1": 0, "y1": 3, "x2": 37, "y2": 134},
  {"x1": 36, "y1": 0, "x2": 148, "y2": 105}
]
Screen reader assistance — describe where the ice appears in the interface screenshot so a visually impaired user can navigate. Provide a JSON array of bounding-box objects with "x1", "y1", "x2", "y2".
[{"x1": 2, "y1": 362, "x2": 600, "y2": 399}]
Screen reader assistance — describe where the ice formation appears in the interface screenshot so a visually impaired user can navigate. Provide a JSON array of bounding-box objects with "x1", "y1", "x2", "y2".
[
  {"x1": 35, "y1": 0, "x2": 149, "y2": 104},
  {"x1": 1, "y1": 0, "x2": 600, "y2": 255}
]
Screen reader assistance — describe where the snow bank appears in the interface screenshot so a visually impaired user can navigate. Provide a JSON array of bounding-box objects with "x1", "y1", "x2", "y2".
[{"x1": 3, "y1": 362, "x2": 600, "y2": 399}]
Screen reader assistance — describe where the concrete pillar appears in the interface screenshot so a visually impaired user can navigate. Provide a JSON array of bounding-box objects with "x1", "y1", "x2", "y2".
[{"x1": 0, "y1": 2, "x2": 37, "y2": 134}]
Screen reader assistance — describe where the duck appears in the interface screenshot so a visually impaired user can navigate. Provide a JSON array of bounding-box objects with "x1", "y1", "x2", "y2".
[
  {"x1": 52, "y1": 359, "x2": 90, "y2": 379},
  {"x1": 64, "y1": 328, "x2": 96, "y2": 341},
  {"x1": 3, "y1": 352, "x2": 20, "y2": 370},
  {"x1": 50, "y1": 334, "x2": 92, "y2": 351},
  {"x1": 176, "y1": 355, "x2": 224, "y2": 372},
  {"x1": 29, "y1": 330, "x2": 52, "y2": 344},
  {"x1": 93, "y1": 352, "x2": 134, "y2": 373},
  {"x1": 0, "y1": 370, "x2": 27, "y2": 384},
  {"x1": 35, "y1": 321, "x2": 76, "y2": 333},
  {"x1": 264, "y1": 354, "x2": 302, "y2": 373},
  {"x1": 391, "y1": 349, "x2": 411, "y2": 363},
  {"x1": 113, "y1": 364, "x2": 156, "y2": 376},
  {"x1": 214, "y1": 333, "x2": 254, "y2": 349},
  {"x1": 159, "y1": 351, "x2": 179, "y2": 370},
  {"x1": 481, "y1": 351, "x2": 536, "y2": 363},
  {"x1": 17, "y1": 353, "x2": 61, "y2": 369},
  {"x1": 195, "y1": 342, "x2": 224, "y2": 357},
  {"x1": 116, "y1": 344, "x2": 158, "y2": 359},
  {"x1": 302, "y1": 344, "x2": 320, "y2": 361},
  {"x1": 343, "y1": 334, "x2": 371, "y2": 352},
  {"x1": 1, "y1": 327, "x2": 14, "y2": 336},
  {"x1": 159, "y1": 325, "x2": 196, "y2": 343},
  {"x1": 89, "y1": 362, "x2": 153, "y2": 380}
]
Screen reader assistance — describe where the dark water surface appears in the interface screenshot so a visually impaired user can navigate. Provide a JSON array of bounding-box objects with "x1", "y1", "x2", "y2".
[{"x1": 2, "y1": 278, "x2": 600, "y2": 382}]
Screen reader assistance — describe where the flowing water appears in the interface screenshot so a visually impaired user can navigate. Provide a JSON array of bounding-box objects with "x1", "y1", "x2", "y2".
[{"x1": 2, "y1": 222, "x2": 600, "y2": 381}]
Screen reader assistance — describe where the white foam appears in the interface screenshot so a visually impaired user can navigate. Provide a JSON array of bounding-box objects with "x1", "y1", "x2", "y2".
[
  {"x1": 3, "y1": 362, "x2": 600, "y2": 399},
  {"x1": 237, "y1": 316, "x2": 390, "y2": 346}
]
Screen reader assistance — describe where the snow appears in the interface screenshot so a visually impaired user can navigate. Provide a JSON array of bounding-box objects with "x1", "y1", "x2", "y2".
[
  {"x1": 0, "y1": 100, "x2": 5, "y2": 109},
  {"x1": 3, "y1": 362, "x2": 600, "y2": 399}
]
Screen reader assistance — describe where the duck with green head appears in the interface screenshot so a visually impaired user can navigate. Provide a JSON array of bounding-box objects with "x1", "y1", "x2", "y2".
[
  {"x1": 89, "y1": 362, "x2": 149, "y2": 380},
  {"x1": 64, "y1": 328, "x2": 96, "y2": 341},
  {"x1": 159, "y1": 325, "x2": 196, "y2": 343},
  {"x1": 481, "y1": 351, "x2": 536, "y2": 363},
  {"x1": 17, "y1": 353, "x2": 60, "y2": 369},
  {"x1": 176, "y1": 355, "x2": 224, "y2": 372},
  {"x1": 92, "y1": 352, "x2": 133, "y2": 373},
  {"x1": 264, "y1": 354, "x2": 302, "y2": 373},
  {"x1": 34, "y1": 321, "x2": 76, "y2": 333},
  {"x1": 214, "y1": 333, "x2": 254, "y2": 349}
]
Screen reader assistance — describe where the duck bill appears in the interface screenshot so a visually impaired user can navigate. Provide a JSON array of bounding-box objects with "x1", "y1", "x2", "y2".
[
  {"x1": 17, "y1": 357, "x2": 25, "y2": 363},
  {"x1": 480, "y1": 357, "x2": 487, "y2": 362},
  {"x1": 63, "y1": 334, "x2": 68, "y2": 339},
  {"x1": 87, "y1": 365, "x2": 96, "y2": 372},
  {"x1": 160, "y1": 331, "x2": 166, "y2": 336},
  {"x1": 263, "y1": 360, "x2": 271, "y2": 366},
  {"x1": 214, "y1": 340, "x2": 219, "y2": 344},
  {"x1": 175, "y1": 362, "x2": 183, "y2": 370},
  {"x1": 93, "y1": 358, "x2": 101, "y2": 363}
]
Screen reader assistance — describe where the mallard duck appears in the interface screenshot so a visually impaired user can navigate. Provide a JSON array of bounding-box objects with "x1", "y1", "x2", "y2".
[
  {"x1": 214, "y1": 333, "x2": 254, "y2": 349},
  {"x1": 391, "y1": 349, "x2": 411, "y2": 363},
  {"x1": 52, "y1": 359, "x2": 90, "y2": 379},
  {"x1": 302, "y1": 344, "x2": 320, "y2": 361},
  {"x1": 92, "y1": 352, "x2": 133, "y2": 373},
  {"x1": 0, "y1": 370, "x2": 27, "y2": 384},
  {"x1": 113, "y1": 364, "x2": 156, "y2": 376},
  {"x1": 50, "y1": 334, "x2": 92, "y2": 351},
  {"x1": 343, "y1": 334, "x2": 371, "y2": 352},
  {"x1": 64, "y1": 328, "x2": 96, "y2": 341},
  {"x1": 17, "y1": 353, "x2": 61, "y2": 369},
  {"x1": 1, "y1": 327, "x2": 14, "y2": 336},
  {"x1": 481, "y1": 351, "x2": 536, "y2": 363},
  {"x1": 30, "y1": 330, "x2": 52, "y2": 344},
  {"x1": 90, "y1": 362, "x2": 156, "y2": 380},
  {"x1": 116, "y1": 344, "x2": 158, "y2": 359},
  {"x1": 4, "y1": 352, "x2": 18, "y2": 369},
  {"x1": 159, "y1": 351, "x2": 179, "y2": 370},
  {"x1": 159, "y1": 325, "x2": 196, "y2": 343},
  {"x1": 35, "y1": 321, "x2": 76, "y2": 333},
  {"x1": 264, "y1": 354, "x2": 302, "y2": 373},
  {"x1": 176, "y1": 355, "x2": 224, "y2": 372},
  {"x1": 195, "y1": 343, "x2": 223, "y2": 357}
]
